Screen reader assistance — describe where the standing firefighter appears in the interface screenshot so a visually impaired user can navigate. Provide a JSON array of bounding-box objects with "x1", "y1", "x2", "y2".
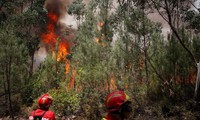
[
  {"x1": 103, "y1": 90, "x2": 132, "y2": 120},
  {"x1": 29, "y1": 94, "x2": 56, "y2": 120}
]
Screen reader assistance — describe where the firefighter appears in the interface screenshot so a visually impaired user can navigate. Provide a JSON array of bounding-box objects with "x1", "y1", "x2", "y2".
[
  {"x1": 29, "y1": 94, "x2": 56, "y2": 120},
  {"x1": 103, "y1": 90, "x2": 132, "y2": 120}
]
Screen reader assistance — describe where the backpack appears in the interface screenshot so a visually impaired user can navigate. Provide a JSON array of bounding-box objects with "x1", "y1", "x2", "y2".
[{"x1": 33, "y1": 111, "x2": 47, "y2": 120}]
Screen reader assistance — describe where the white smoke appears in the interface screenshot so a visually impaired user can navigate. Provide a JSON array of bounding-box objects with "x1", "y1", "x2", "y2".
[{"x1": 190, "y1": 0, "x2": 200, "y2": 13}]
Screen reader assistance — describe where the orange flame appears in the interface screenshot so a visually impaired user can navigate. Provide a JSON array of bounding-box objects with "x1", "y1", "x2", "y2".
[
  {"x1": 104, "y1": 76, "x2": 117, "y2": 91},
  {"x1": 98, "y1": 21, "x2": 104, "y2": 27},
  {"x1": 68, "y1": 69, "x2": 76, "y2": 88},
  {"x1": 41, "y1": 11, "x2": 74, "y2": 89},
  {"x1": 41, "y1": 12, "x2": 58, "y2": 50},
  {"x1": 57, "y1": 41, "x2": 70, "y2": 61},
  {"x1": 110, "y1": 77, "x2": 117, "y2": 90},
  {"x1": 95, "y1": 37, "x2": 105, "y2": 47}
]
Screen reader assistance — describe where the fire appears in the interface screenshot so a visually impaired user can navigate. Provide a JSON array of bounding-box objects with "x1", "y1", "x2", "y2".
[
  {"x1": 68, "y1": 69, "x2": 76, "y2": 88},
  {"x1": 104, "y1": 76, "x2": 131, "y2": 91},
  {"x1": 96, "y1": 21, "x2": 106, "y2": 47},
  {"x1": 95, "y1": 37, "x2": 100, "y2": 43},
  {"x1": 98, "y1": 21, "x2": 104, "y2": 27},
  {"x1": 41, "y1": 11, "x2": 74, "y2": 89},
  {"x1": 95, "y1": 37, "x2": 106, "y2": 47},
  {"x1": 41, "y1": 12, "x2": 58, "y2": 50},
  {"x1": 47, "y1": 12, "x2": 58, "y2": 24},
  {"x1": 104, "y1": 76, "x2": 117, "y2": 91},
  {"x1": 97, "y1": 21, "x2": 104, "y2": 31},
  {"x1": 110, "y1": 77, "x2": 117, "y2": 90},
  {"x1": 57, "y1": 41, "x2": 70, "y2": 61}
]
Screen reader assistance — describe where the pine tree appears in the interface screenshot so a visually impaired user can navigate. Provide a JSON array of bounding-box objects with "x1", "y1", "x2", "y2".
[{"x1": 0, "y1": 19, "x2": 29, "y2": 118}]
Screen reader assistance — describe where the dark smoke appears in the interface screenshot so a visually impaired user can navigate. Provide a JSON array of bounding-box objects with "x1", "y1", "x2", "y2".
[
  {"x1": 44, "y1": 0, "x2": 72, "y2": 20},
  {"x1": 43, "y1": 0, "x2": 74, "y2": 45},
  {"x1": 33, "y1": 0, "x2": 74, "y2": 71},
  {"x1": 44, "y1": 0, "x2": 78, "y2": 38}
]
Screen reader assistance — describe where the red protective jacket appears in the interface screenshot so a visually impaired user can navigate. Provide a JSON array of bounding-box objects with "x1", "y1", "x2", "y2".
[
  {"x1": 29, "y1": 108, "x2": 56, "y2": 120},
  {"x1": 103, "y1": 113, "x2": 122, "y2": 120}
]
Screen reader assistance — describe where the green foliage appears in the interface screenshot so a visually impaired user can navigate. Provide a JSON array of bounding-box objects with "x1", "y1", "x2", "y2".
[
  {"x1": 31, "y1": 53, "x2": 66, "y2": 96},
  {"x1": 192, "y1": 36, "x2": 200, "y2": 60},
  {"x1": 68, "y1": 0, "x2": 85, "y2": 19},
  {"x1": 1, "y1": 0, "x2": 200, "y2": 119},
  {"x1": 78, "y1": 91, "x2": 104, "y2": 119},
  {"x1": 0, "y1": 23, "x2": 28, "y2": 80},
  {"x1": 48, "y1": 88, "x2": 80, "y2": 116},
  {"x1": 69, "y1": 0, "x2": 116, "y2": 119},
  {"x1": 185, "y1": 10, "x2": 200, "y2": 32},
  {"x1": 148, "y1": 27, "x2": 198, "y2": 101},
  {"x1": 11, "y1": 93, "x2": 23, "y2": 113},
  {"x1": 15, "y1": 0, "x2": 48, "y2": 106},
  {"x1": 72, "y1": 0, "x2": 109, "y2": 90},
  {"x1": 0, "y1": 15, "x2": 29, "y2": 116},
  {"x1": 30, "y1": 87, "x2": 80, "y2": 116}
]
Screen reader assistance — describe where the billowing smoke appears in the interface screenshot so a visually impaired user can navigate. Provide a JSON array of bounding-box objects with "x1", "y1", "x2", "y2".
[
  {"x1": 44, "y1": 0, "x2": 72, "y2": 21},
  {"x1": 44, "y1": 0, "x2": 74, "y2": 36},
  {"x1": 42, "y1": 0, "x2": 75, "y2": 51},
  {"x1": 33, "y1": 0, "x2": 74, "y2": 71}
]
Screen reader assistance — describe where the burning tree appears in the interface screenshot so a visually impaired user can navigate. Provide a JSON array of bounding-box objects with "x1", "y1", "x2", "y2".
[{"x1": 39, "y1": 0, "x2": 76, "y2": 89}]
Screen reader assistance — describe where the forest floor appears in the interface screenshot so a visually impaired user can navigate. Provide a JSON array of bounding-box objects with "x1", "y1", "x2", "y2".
[
  {"x1": 0, "y1": 100, "x2": 200, "y2": 120},
  {"x1": 133, "y1": 99, "x2": 200, "y2": 120}
]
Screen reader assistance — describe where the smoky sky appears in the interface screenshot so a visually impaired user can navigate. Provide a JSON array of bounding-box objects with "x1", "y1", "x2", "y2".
[{"x1": 44, "y1": 0, "x2": 72, "y2": 20}]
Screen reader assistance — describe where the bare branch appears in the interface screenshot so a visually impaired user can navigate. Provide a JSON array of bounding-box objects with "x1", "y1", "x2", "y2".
[
  {"x1": 150, "y1": 0, "x2": 197, "y2": 68},
  {"x1": 165, "y1": 0, "x2": 197, "y2": 67},
  {"x1": 117, "y1": 0, "x2": 125, "y2": 7},
  {"x1": 147, "y1": 54, "x2": 166, "y2": 82},
  {"x1": 150, "y1": 0, "x2": 169, "y2": 23},
  {"x1": 189, "y1": 0, "x2": 200, "y2": 13}
]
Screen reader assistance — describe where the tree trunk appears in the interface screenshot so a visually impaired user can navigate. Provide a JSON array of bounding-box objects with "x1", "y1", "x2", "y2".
[
  {"x1": 28, "y1": 53, "x2": 34, "y2": 83},
  {"x1": 6, "y1": 56, "x2": 14, "y2": 119},
  {"x1": 194, "y1": 63, "x2": 200, "y2": 100},
  {"x1": 142, "y1": 0, "x2": 149, "y2": 96},
  {"x1": 152, "y1": 0, "x2": 198, "y2": 100},
  {"x1": 3, "y1": 81, "x2": 8, "y2": 114}
]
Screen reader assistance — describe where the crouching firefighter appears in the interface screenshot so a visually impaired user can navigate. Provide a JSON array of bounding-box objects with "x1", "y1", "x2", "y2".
[
  {"x1": 29, "y1": 94, "x2": 56, "y2": 120},
  {"x1": 103, "y1": 90, "x2": 133, "y2": 120}
]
